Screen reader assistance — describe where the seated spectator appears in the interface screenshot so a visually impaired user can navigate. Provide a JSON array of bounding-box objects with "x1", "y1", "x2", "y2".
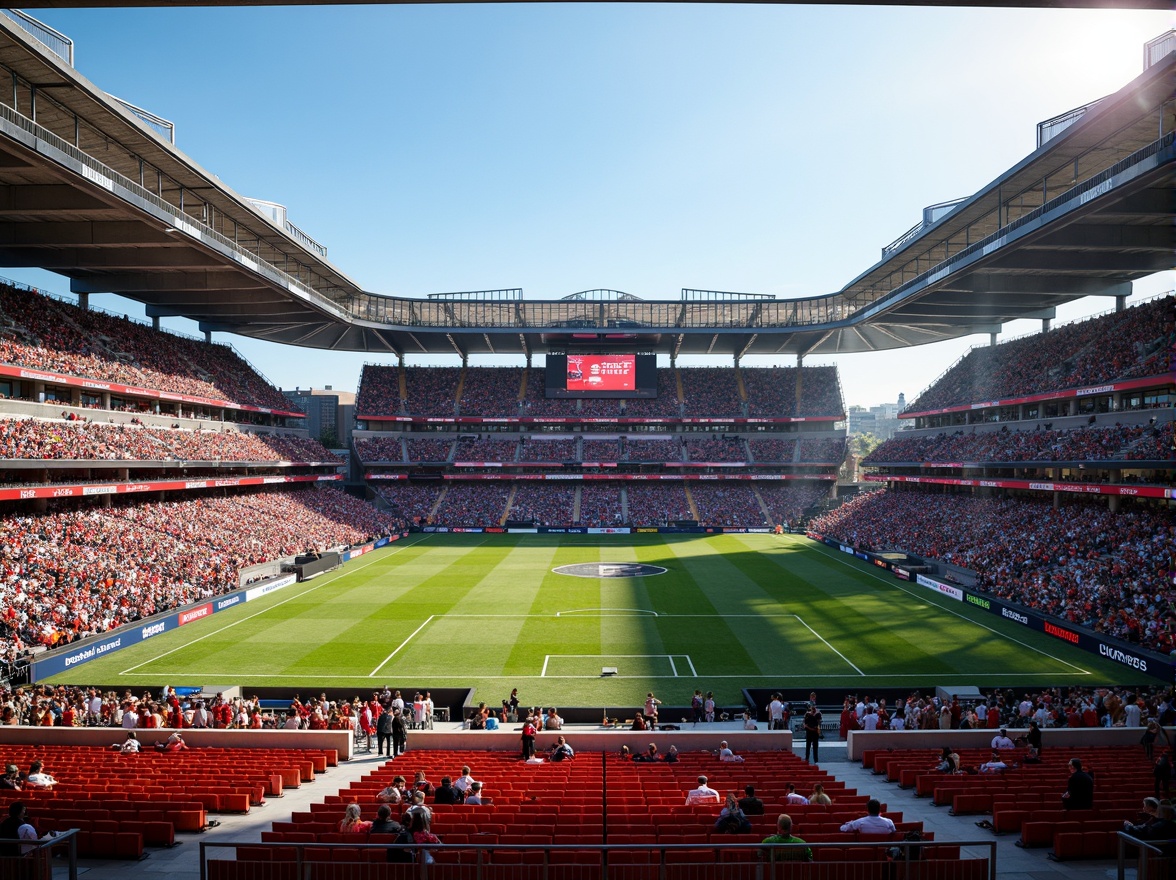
[
  {"x1": 549, "y1": 735, "x2": 574, "y2": 762},
  {"x1": 717, "y1": 740, "x2": 744, "y2": 763},
  {"x1": 545, "y1": 708, "x2": 563, "y2": 730},
  {"x1": 0, "y1": 801, "x2": 39, "y2": 856},
  {"x1": 784, "y1": 783, "x2": 808, "y2": 804},
  {"x1": 0, "y1": 765, "x2": 20, "y2": 791},
  {"x1": 685, "y1": 775, "x2": 720, "y2": 805},
  {"x1": 739, "y1": 785, "x2": 765, "y2": 815},
  {"x1": 839, "y1": 798, "x2": 896, "y2": 833},
  {"x1": 377, "y1": 776, "x2": 408, "y2": 804},
  {"x1": 113, "y1": 731, "x2": 140, "y2": 753},
  {"x1": 24, "y1": 761, "x2": 55, "y2": 789},
  {"x1": 664, "y1": 744, "x2": 680, "y2": 764},
  {"x1": 155, "y1": 731, "x2": 188, "y2": 752},
  {"x1": 339, "y1": 803, "x2": 372, "y2": 835},
  {"x1": 991, "y1": 728, "x2": 1015, "y2": 749},
  {"x1": 809, "y1": 783, "x2": 832, "y2": 806},
  {"x1": 370, "y1": 804, "x2": 402, "y2": 836},
  {"x1": 979, "y1": 750, "x2": 1008, "y2": 774},
  {"x1": 433, "y1": 777, "x2": 460, "y2": 805},
  {"x1": 761, "y1": 814, "x2": 812, "y2": 862},
  {"x1": 1124, "y1": 797, "x2": 1163, "y2": 837},
  {"x1": 464, "y1": 781, "x2": 488, "y2": 805},
  {"x1": 713, "y1": 792, "x2": 752, "y2": 834}
]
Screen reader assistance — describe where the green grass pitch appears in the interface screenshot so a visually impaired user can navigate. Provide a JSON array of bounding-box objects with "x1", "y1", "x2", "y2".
[{"x1": 51, "y1": 533, "x2": 1154, "y2": 704}]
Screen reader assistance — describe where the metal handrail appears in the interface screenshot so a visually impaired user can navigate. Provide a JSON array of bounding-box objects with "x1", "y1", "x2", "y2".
[
  {"x1": 1117, "y1": 831, "x2": 1175, "y2": 880},
  {"x1": 0, "y1": 827, "x2": 79, "y2": 880},
  {"x1": 200, "y1": 837, "x2": 998, "y2": 880}
]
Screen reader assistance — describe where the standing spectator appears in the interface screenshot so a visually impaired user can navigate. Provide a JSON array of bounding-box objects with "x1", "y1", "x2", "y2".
[
  {"x1": 520, "y1": 718, "x2": 537, "y2": 760},
  {"x1": 1062, "y1": 759, "x2": 1095, "y2": 811},
  {"x1": 803, "y1": 704, "x2": 822, "y2": 764},
  {"x1": 376, "y1": 708, "x2": 394, "y2": 757},
  {"x1": 391, "y1": 708, "x2": 408, "y2": 758},
  {"x1": 644, "y1": 693, "x2": 661, "y2": 730}
]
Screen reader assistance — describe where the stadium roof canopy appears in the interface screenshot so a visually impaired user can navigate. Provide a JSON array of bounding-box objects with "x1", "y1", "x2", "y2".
[{"x1": 0, "y1": 17, "x2": 1171, "y2": 359}]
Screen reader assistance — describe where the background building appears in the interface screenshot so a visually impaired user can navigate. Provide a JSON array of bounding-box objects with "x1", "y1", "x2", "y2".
[{"x1": 283, "y1": 386, "x2": 355, "y2": 449}]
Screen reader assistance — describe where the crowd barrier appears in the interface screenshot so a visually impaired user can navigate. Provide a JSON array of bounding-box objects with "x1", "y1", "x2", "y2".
[
  {"x1": 29, "y1": 533, "x2": 409, "y2": 681},
  {"x1": 806, "y1": 533, "x2": 1173, "y2": 683}
]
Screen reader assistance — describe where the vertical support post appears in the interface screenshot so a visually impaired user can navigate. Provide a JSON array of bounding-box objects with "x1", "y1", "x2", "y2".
[
  {"x1": 989, "y1": 332, "x2": 998, "y2": 347},
  {"x1": 76, "y1": 292, "x2": 88, "y2": 310}
]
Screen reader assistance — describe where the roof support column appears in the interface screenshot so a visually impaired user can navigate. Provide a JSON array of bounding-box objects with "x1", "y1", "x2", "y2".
[
  {"x1": 989, "y1": 332, "x2": 998, "y2": 347},
  {"x1": 204, "y1": 328, "x2": 212, "y2": 344},
  {"x1": 76, "y1": 292, "x2": 88, "y2": 311},
  {"x1": 152, "y1": 315, "x2": 160, "y2": 331}
]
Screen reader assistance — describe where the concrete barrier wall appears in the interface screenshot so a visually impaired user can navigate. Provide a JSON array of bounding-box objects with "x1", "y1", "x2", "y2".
[
  {"x1": 394, "y1": 728, "x2": 792, "y2": 755},
  {"x1": 846, "y1": 726, "x2": 1167, "y2": 761},
  {"x1": 0, "y1": 726, "x2": 352, "y2": 760}
]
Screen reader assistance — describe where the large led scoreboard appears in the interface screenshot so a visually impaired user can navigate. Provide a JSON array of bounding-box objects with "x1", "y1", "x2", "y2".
[{"x1": 545, "y1": 354, "x2": 658, "y2": 399}]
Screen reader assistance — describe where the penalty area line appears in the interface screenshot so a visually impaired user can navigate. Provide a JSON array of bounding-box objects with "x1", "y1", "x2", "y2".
[
  {"x1": 118, "y1": 534, "x2": 433, "y2": 676},
  {"x1": 794, "y1": 616, "x2": 864, "y2": 676}
]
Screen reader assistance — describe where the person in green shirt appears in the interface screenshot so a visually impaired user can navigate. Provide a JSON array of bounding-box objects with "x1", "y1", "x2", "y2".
[{"x1": 761, "y1": 814, "x2": 813, "y2": 862}]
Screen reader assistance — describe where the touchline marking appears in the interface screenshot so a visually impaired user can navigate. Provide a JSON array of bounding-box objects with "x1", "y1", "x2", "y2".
[
  {"x1": 795, "y1": 615, "x2": 865, "y2": 676},
  {"x1": 808, "y1": 539, "x2": 1091, "y2": 675},
  {"x1": 115, "y1": 672, "x2": 1095, "y2": 680},
  {"x1": 369, "y1": 616, "x2": 435, "y2": 677},
  {"x1": 118, "y1": 534, "x2": 433, "y2": 676}
]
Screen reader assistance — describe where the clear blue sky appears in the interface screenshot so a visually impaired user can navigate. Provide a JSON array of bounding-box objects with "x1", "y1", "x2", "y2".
[{"x1": 6, "y1": 5, "x2": 1173, "y2": 407}]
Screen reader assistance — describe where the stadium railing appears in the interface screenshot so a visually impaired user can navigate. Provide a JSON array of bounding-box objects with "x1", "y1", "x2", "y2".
[{"x1": 199, "y1": 838, "x2": 997, "y2": 879}]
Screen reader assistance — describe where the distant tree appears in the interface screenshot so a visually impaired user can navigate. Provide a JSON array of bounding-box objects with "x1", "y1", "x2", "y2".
[
  {"x1": 319, "y1": 429, "x2": 340, "y2": 449},
  {"x1": 849, "y1": 432, "x2": 881, "y2": 460}
]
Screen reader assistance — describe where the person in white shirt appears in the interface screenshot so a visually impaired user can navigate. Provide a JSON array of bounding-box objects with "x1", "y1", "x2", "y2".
[
  {"x1": 424, "y1": 692, "x2": 435, "y2": 730},
  {"x1": 115, "y1": 732, "x2": 140, "y2": 754},
  {"x1": 979, "y1": 751, "x2": 1008, "y2": 774},
  {"x1": 685, "y1": 776, "x2": 721, "y2": 805},
  {"x1": 87, "y1": 691, "x2": 103, "y2": 726},
  {"x1": 464, "y1": 781, "x2": 488, "y2": 805},
  {"x1": 975, "y1": 703, "x2": 988, "y2": 725},
  {"x1": 742, "y1": 711, "x2": 758, "y2": 730},
  {"x1": 861, "y1": 709, "x2": 880, "y2": 731},
  {"x1": 717, "y1": 741, "x2": 743, "y2": 763},
  {"x1": 644, "y1": 693, "x2": 661, "y2": 729},
  {"x1": 784, "y1": 783, "x2": 809, "y2": 805},
  {"x1": 190, "y1": 701, "x2": 210, "y2": 729},
  {"x1": 890, "y1": 714, "x2": 905, "y2": 731},
  {"x1": 839, "y1": 799, "x2": 896, "y2": 834},
  {"x1": 453, "y1": 766, "x2": 476, "y2": 796},
  {"x1": 991, "y1": 729, "x2": 1015, "y2": 750},
  {"x1": 25, "y1": 762, "x2": 56, "y2": 789},
  {"x1": 767, "y1": 695, "x2": 785, "y2": 730},
  {"x1": 121, "y1": 704, "x2": 139, "y2": 730},
  {"x1": 1124, "y1": 701, "x2": 1142, "y2": 727}
]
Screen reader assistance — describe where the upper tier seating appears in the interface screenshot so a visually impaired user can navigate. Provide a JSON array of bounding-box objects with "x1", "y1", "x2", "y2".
[
  {"x1": 905, "y1": 295, "x2": 1174, "y2": 413},
  {"x1": 0, "y1": 282, "x2": 291, "y2": 411},
  {"x1": 0, "y1": 417, "x2": 338, "y2": 463},
  {"x1": 865, "y1": 422, "x2": 1171, "y2": 465}
]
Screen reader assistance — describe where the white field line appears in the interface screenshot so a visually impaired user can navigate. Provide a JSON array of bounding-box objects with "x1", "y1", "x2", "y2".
[
  {"x1": 555, "y1": 608, "x2": 659, "y2": 617},
  {"x1": 810, "y1": 540, "x2": 1091, "y2": 675},
  {"x1": 369, "y1": 616, "x2": 436, "y2": 677},
  {"x1": 794, "y1": 615, "x2": 865, "y2": 676},
  {"x1": 115, "y1": 672, "x2": 1096, "y2": 680},
  {"x1": 685, "y1": 656, "x2": 698, "y2": 676},
  {"x1": 118, "y1": 534, "x2": 432, "y2": 676},
  {"x1": 541, "y1": 655, "x2": 551, "y2": 677},
  {"x1": 668, "y1": 656, "x2": 678, "y2": 677}
]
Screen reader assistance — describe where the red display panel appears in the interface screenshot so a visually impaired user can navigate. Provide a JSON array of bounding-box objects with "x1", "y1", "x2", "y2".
[{"x1": 565, "y1": 355, "x2": 636, "y2": 393}]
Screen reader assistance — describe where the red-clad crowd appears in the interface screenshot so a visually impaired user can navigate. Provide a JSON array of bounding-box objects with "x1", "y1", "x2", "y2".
[
  {"x1": 430, "y1": 483, "x2": 512, "y2": 526},
  {"x1": 683, "y1": 437, "x2": 748, "y2": 462},
  {"x1": 581, "y1": 438, "x2": 622, "y2": 461},
  {"x1": 376, "y1": 484, "x2": 444, "y2": 524},
  {"x1": 506, "y1": 485, "x2": 577, "y2": 526},
  {"x1": 459, "y1": 367, "x2": 524, "y2": 417},
  {"x1": 0, "y1": 283, "x2": 291, "y2": 411},
  {"x1": 905, "y1": 295, "x2": 1174, "y2": 413},
  {"x1": 620, "y1": 370, "x2": 681, "y2": 418},
  {"x1": 355, "y1": 436, "x2": 407, "y2": 463},
  {"x1": 624, "y1": 484, "x2": 691, "y2": 526},
  {"x1": 758, "y1": 485, "x2": 828, "y2": 528},
  {"x1": 749, "y1": 439, "x2": 797, "y2": 462},
  {"x1": 691, "y1": 485, "x2": 766, "y2": 527},
  {"x1": 0, "y1": 417, "x2": 338, "y2": 463},
  {"x1": 809, "y1": 490, "x2": 1174, "y2": 653},
  {"x1": 0, "y1": 485, "x2": 401, "y2": 656},
  {"x1": 678, "y1": 368, "x2": 742, "y2": 417},
  {"x1": 578, "y1": 484, "x2": 622, "y2": 527},
  {"x1": 518, "y1": 438, "x2": 577, "y2": 462},
  {"x1": 452, "y1": 438, "x2": 518, "y2": 462},
  {"x1": 742, "y1": 366, "x2": 844, "y2": 418},
  {"x1": 404, "y1": 368, "x2": 462, "y2": 417},
  {"x1": 798, "y1": 437, "x2": 847, "y2": 463},
  {"x1": 865, "y1": 422, "x2": 1170, "y2": 466},
  {"x1": 355, "y1": 365, "x2": 404, "y2": 416},
  {"x1": 626, "y1": 438, "x2": 682, "y2": 462}
]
